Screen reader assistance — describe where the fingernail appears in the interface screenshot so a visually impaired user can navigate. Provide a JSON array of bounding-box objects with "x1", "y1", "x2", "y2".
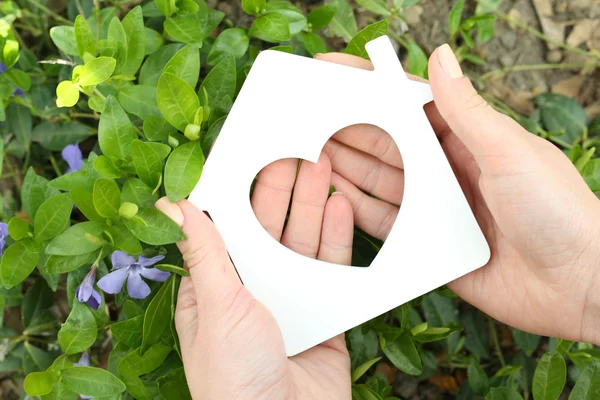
[
  {"x1": 437, "y1": 44, "x2": 463, "y2": 79},
  {"x1": 314, "y1": 53, "x2": 323, "y2": 59},
  {"x1": 155, "y1": 197, "x2": 185, "y2": 227},
  {"x1": 331, "y1": 191, "x2": 345, "y2": 197}
]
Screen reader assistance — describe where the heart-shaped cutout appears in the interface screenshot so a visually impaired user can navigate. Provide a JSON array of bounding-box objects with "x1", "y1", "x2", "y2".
[{"x1": 189, "y1": 36, "x2": 490, "y2": 356}]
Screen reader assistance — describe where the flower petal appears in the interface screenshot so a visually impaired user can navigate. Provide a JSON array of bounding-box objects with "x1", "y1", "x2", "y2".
[
  {"x1": 111, "y1": 251, "x2": 136, "y2": 269},
  {"x1": 126, "y1": 271, "x2": 151, "y2": 299},
  {"x1": 76, "y1": 282, "x2": 93, "y2": 303},
  {"x1": 74, "y1": 351, "x2": 90, "y2": 367},
  {"x1": 87, "y1": 289, "x2": 102, "y2": 310},
  {"x1": 0, "y1": 222, "x2": 8, "y2": 237},
  {"x1": 97, "y1": 268, "x2": 129, "y2": 294},
  {"x1": 139, "y1": 267, "x2": 170, "y2": 282},
  {"x1": 137, "y1": 255, "x2": 165, "y2": 268},
  {"x1": 61, "y1": 143, "x2": 84, "y2": 173}
]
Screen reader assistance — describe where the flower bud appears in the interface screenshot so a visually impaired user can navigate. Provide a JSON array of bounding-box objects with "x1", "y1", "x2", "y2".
[
  {"x1": 119, "y1": 202, "x2": 139, "y2": 219},
  {"x1": 184, "y1": 123, "x2": 201, "y2": 141}
]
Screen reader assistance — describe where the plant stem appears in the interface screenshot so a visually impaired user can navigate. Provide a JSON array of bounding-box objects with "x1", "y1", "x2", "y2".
[
  {"x1": 479, "y1": 63, "x2": 591, "y2": 83},
  {"x1": 49, "y1": 153, "x2": 63, "y2": 177},
  {"x1": 488, "y1": 317, "x2": 506, "y2": 367},
  {"x1": 21, "y1": 150, "x2": 31, "y2": 176},
  {"x1": 25, "y1": 0, "x2": 73, "y2": 26}
]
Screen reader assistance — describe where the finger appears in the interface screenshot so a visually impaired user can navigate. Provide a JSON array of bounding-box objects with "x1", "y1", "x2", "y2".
[
  {"x1": 155, "y1": 198, "x2": 247, "y2": 317},
  {"x1": 281, "y1": 153, "x2": 332, "y2": 258},
  {"x1": 331, "y1": 124, "x2": 404, "y2": 169},
  {"x1": 324, "y1": 139, "x2": 404, "y2": 205},
  {"x1": 251, "y1": 158, "x2": 298, "y2": 241},
  {"x1": 331, "y1": 172, "x2": 398, "y2": 240},
  {"x1": 428, "y1": 44, "x2": 531, "y2": 172},
  {"x1": 317, "y1": 192, "x2": 354, "y2": 265}
]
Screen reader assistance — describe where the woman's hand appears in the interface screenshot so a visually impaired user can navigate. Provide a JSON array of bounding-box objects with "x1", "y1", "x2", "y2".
[
  {"x1": 316, "y1": 45, "x2": 600, "y2": 346},
  {"x1": 156, "y1": 154, "x2": 353, "y2": 399}
]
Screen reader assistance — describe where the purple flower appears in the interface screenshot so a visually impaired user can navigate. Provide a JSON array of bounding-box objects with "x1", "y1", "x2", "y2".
[
  {"x1": 12, "y1": 88, "x2": 24, "y2": 98},
  {"x1": 0, "y1": 62, "x2": 7, "y2": 74},
  {"x1": 76, "y1": 267, "x2": 102, "y2": 310},
  {"x1": 0, "y1": 222, "x2": 8, "y2": 255},
  {"x1": 97, "y1": 251, "x2": 169, "y2": 299},
  {"x1": 61, "y1": 143, "x2": 84, "y2": 174}
]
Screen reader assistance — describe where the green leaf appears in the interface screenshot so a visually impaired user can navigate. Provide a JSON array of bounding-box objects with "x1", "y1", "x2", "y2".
[
  {"x1": 140, "y1": 44, "x2": 184, "y2": 86},
  {"x1": 249, "y1": 12, "x2": 291, "y2": 43},
  {"x1": 111, "y1": 315, "x2": 143, "y2": 348},
  {"x1": 75, "y1": 15, "x2": 96, "y2": 59},
  {"x1": 45, "y1": 252, "x2": 96, "y2": 274},
  {"x1": 143, "y1": 116, "x2": 177, "y2": 141},
  {"x1": 407, "y1": 40, "x2": 428, "y2": 78},
  {"x1": 448, "y1": 0, "x2": 465, "y2": 36},
  {"x1": 121, "y1": 178, "x2": 159, "y2": 208},
  {"x1": 61, "y1": 366, "x2": 126, "y2": 397},
  {"x1": 5, "y1": 68, "x2": 31, "y2": 91},
  {"x1": 345, "y1": 20, "x2": 388, "y2": 59},
  {"x1": 157, "y1": 73, "x2": 200, "y2": 132},
  {"x1": 352, "y1": 384, "x2": 382, "y2": 400},
  {"x1": 56, "y1": 80, "x2": 80, "y2": 108},
  {"x1": 108, "y1": 17, "x2": 128, "y2": 74},
  {"x1": 7, "y1": 103, "x2": 32, "y2": 149},
  {"x1": 8, "y1": 216, "x2": 31, "y2": 240},
  {"x1": 2, "y1": 40, "x2": 20, "y2": 68},
  {"x1": 242, "y1": 0, "x2": 265, "y2": 15},
  {"x1": 34, "y1": 193, "x2": 74, "y2": 241},
  {"x1": 145, "y1": 28, "x2": 164, "y2": 55},
  {"x1": 22, "y1": 168, "x2": 57, "y2": 220},
  {"x1": 46, "y1": 222, "x2": 108, "y2": 256},
  {"x1": 107, "y1": 223, "x2": 143, "y2": 255},
  {"x1": 58, "y1": 300, "x2": 98, "y2": 354},
  {"x1": 533, "y1": 352, "x2": 566, "y2": 400},
  {"x1": 468, "y1": 362, "x2": 490, "y2": 395},
  {"x1": 208, "y1": 28, "x2": 249, "y2": 66},
  {"x1": 486, "y1": 387, "x2": 524, "y2": 400},
  {"x1": 154, "y1": 0, "x2": 177, "y2": 17},
  {"x1": 23, "y1": 342, "x2": 54, "y2": 373},
  {"x1": 155, "y1": 264, "x2": 190, "y2": 276},
  {"x1": 93, "y1": 178, "x2": 121, "y2": 219},
  {"x1": 157, "y1": 368, "x2": 192, "y2": 400},
  {"x1": 123, "y1": 207, "x2": 185, "y2": 245},
  {"x1": 94, "y1": 156, "x2": 122, "y2": 179},
  {"x1": 583, "y1": 159, "x2": 600, "y2": 191},
  {"x1": 264, "y1": 2, "x2": 307, "y2": 35},
  {"x1": 199, "y1": 54, "x2": 236, "y2": 110},
  {"x1": 142, "y1": 276, "x2": 174, "y2": 351},
  {"x1": 98, "y1": 96, "x2": 137, "y2": 161},
  {"x1": 308, "y1": 2, "x2": 338, "y2": 30},
  {"x1": 24, "y1": 371, "x2": 54, "y2": 396},
  {"x1": 164, "y1": 13, "x2": 205, "y2": 45},
  {"x1": 131, "y1": 139, "x2": 163, "y2": 189},
  {"x1": 32, "y1": 121, "x2": 93, "y2": 151},
  {"x1": 513, "y1": 329, "x2": 541, "y2": 356},
  {"x1": 300, "y1": 32, "x2": 327, "y2": 56},
  {"x1": 356, "y1": 0, "x2": 391, "y2": 16},
  {"x1": 382, "y1": 333, "x2": 422, "y2": 375},
  {"x1": 71, "y1": 189, "x2": 105, "y2": 222},
  {"x1": 534, "y1": 93, "x2": 588, "y2": 144},
  {"x1": 78, "y1": 57, "x2": 117, "y2": 87},
  {"x1": 164, "y1": 45, "x2": 201, "y2": 88},
  {"x1": 328, "y1": 0, "x2": 358, "y2": 42},
  {"x1": 352, "y1": 357, "x2": 381, "y2": 383},
  {"x1": 50, "y1": 26, "x2": 79, "y2": 56},
  {"x1": 22, "y1": 279, "x2": 52, "y2": 329},
  {"x1": 164, "y1": 141, "x2": 204, "y2": 202},
  {"x1": 0, "y1": 238, "x2": 42, "y2": 289},
  {"x1": 569, "y1": 359, "x2": 600, "y2": 399},
  {"x1": 412, "y1": 324, "x2": 463, "y2": 343},
  {"x1": 119, "y1": 344, "x2": 171, "y2": 377},
  {"x1": 121, "y1": 6, "x2": 146, "y2": 76},
  {"x1": 118, "y1": 85, "x2": 161, "y2": 119}
]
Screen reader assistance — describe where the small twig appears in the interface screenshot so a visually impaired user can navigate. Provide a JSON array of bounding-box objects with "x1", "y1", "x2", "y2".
[
  {"x1": 25, "y1": 0, "x2": 73, "y2": 25},
  {"x1": 488, "y1": 317, "x2": 506, "y2": 367},
  {"x1": 479, "y1": 63, "x2": 591, "y2": 83}
]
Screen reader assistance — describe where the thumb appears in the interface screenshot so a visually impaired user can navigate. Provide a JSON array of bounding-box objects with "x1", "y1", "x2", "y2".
[
  {"x1": 155, "y1": 198, "x2": 249, "y2": 324},
  {"x1": 428, "y1": 44, "x2": 530, "y2": 172}
]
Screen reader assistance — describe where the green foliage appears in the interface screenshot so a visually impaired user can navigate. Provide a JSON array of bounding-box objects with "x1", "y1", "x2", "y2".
[{"x1": 3, "y1": 0, "x2": 600, "y2": 398}]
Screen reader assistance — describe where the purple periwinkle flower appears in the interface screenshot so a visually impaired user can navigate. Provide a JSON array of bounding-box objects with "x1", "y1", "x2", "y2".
[
  {"x1": 0, "y1": 62, "x2": 7, "y2": 74},
  {"x1": 12, "y1": 88, "x2": 24, "y2": 98},
  {"x1": 0, "y1": 222, "x2": 8, "y2": 255},
  {"x1": 61, "y1": 143, "x2": 84, "y2": 174},
  {"x1": 76, "y1": 267, "x2": 102, "y2": 310},
  {"x1": 97, "y1": 251, "x2": 169, "y2": 299}
]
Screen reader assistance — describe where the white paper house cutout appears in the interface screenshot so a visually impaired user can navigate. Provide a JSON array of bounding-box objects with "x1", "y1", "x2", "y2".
[{"x1": 188, "y1": 36, "x2": 490, "y2": 356}]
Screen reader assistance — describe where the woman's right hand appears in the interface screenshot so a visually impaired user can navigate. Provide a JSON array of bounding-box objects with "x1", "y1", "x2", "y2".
[{"x1": 317, "y1": 44, "x2": 600, "y2": 346}]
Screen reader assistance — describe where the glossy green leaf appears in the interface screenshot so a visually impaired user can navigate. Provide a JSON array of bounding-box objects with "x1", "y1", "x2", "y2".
[
  {"x1": 345, "y1": 20, "x2": 388, "y2": 59},
  {"x1": 94, "y1": 156, "x2": 122, "y2": 179},
  {"x1": 155, "y1": 264, "x2": 190, "y2": 276},
  {"x1": 121, "y1": 178, "x2": 159, "y2": 208},
  {"x1": 242, "y1": 0, "x2": 265, "y2": 15},
  {"x1": 70, "y1": 189, "x2": 105, "y2": 222},
  {"x1": 513, "y1": 329, "x2": 541, "y2": 356},
  {"x1": 1, "y1": 238, "x2": 42, "y2": 289},
  {"x1": 534, "y1": 93, "x2": 588, "y2": 144},
  {"x1": 118, "y1": 85, "x2": 161, "y2": 119},
  {"x1": 249, "y1": 12, "x2": 291, "y2": 43},
  {"x1": 300, "y1": 32, "x2": 327, "y2": 56},
  {"x1": 45, "y1": 252, "x2": 96, "y2": 274},
  {"x1": 123, "y1": 207, "x2": 185, "y2": 245},
  {"x1": 486, "y1": 388, "x2": 524, "y2": 400},
  {"x1": 22, "y1": 168, "x2": 57, "y2": 220},
  {"x1": 58, "y1": 300, "x2": 98, "y2": 354},
  {"x1": 164, "y1": 13, "x2": 205, "y2": 45},
  {"x1": 32, "y1": 121, "x2": 94, "y2": 151},
  {"x1": 46, "y1": 222, "x2": 107, "y2": 256},
  {"x1": 157, "y1": 367, "x2": 192, "y2": 400},
  {"x1": 75, "y1": 15, "x2": 96, "y2": 59},
  {"x1": 121, "y1": 6, "x2": 146, "y2": 75},
  {"x1": 131, "y1": 139, "x2": 163, "y2": 189},
  {"x1": 468, "y1": 362, "x2": 490, "y2": 395},
  {"x1": 119, "y1": 344, "x2": 171, "y2": 376},
  {"x1": 407, "y1": 40, "x2": 428, "y2": 78},
  {"x1": 208, "y1": 28, "x2": 249, "y2": 66},
  {"x1": 140, "y1": 43, "x2": 183, "y2": 86},
  {"x1": 61, "y1": 366, "x2": 126, "y2": 397},
  {"x1": 93, "y1": 178, "x2": 121, "y2": 219},
  {"x1": 164, "y1": 45, "x2": 200, "y2": 88},
  {"x1": 448, "y1": 0, "x2": 465, "y2": 36},
  {"x1": 98, "y1": 96, "x2": 137, "y2": 161},
  {"x1": 569, "y1": 359, "x2": 600, "y2": 399},
  {"x1": 157, "y1": 73, "x2": 199, "y2": 132},
  {"x1": 107, "y1": 223, "x2": 143, "y2": 255},
  {"x1": 199, "y1": 54, "x2": 236, "y2": 110},
  {"x1": 24, "y1": 371, "x2": 54, "y2": 396},
  {"x1": 7, "y1": 103, "x2": 32, "y2": 149},
  {"x1": 351, "y1": 357, "x2": 381, "y2": 383},
  {"x1": 56, "y1": 80, "x2": 80, "y2": 108},
  {"x1": 145, "y1": 28, "x2": 163, "y2": 55},
  {"x1": 111, "y1": 315, "x2": 143, "y2": 348},
  {"x1": 50, "y1": 26, "x2": 79, "y2": 56},
  {"x1": 356, "y1": 0, "x2": 390, "y2": 16},
  {"x1": 8, "y1": 216, "x2": 31, "y2": 240},
  {"x1": 328, "y1": 0, "x2": 357, "y2": 42},
  {"x1": 382, "y1": 333, "x2": 422, "y2": 376},
  {"x1": 142, "y1": 275, "x2": 174, "y2": 351},
  {"x1": 108, "y1": 17, "x2": 128, "y2": 74},
  {"x1": 533, "y1": 352, "x2": 566, "y2": 400},
  {"x1": 34, "y1": 193, "x2": 74, "y2": 241},
  {"x1": 164, "y1": 141, "x2": 204, "y2": 202},
  {"x1": 78, "y1": 57, "x2": 117, "y2": 87},
  {"x1": 264, "y1": 2, "x2": 307, "y2": 35},
  {"x1": 308, "y1": 2, "x2": 339, "y2": 30},
  {"x1": 5, "y1": 68, "x2": 31, "y2": 91}
]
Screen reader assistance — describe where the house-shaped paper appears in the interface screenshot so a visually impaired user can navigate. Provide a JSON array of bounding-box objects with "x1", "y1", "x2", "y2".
[{"x1": 188, "y1": 36, "x2": 490, "y2": 356}]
